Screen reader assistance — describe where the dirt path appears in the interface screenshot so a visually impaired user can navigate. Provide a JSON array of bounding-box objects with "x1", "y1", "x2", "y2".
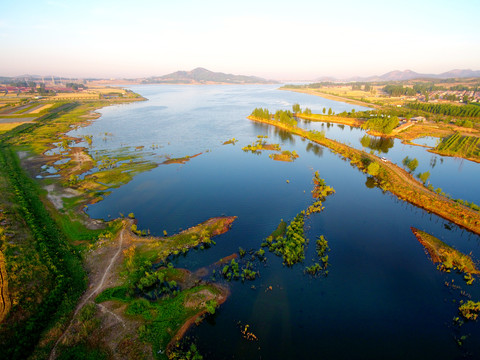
[
  {"x1": 49, "y1": 224, "x2": 128, "y2": 359},
  {"x1": 97, "y1": 303, "x2": 126, "y2": 328}
]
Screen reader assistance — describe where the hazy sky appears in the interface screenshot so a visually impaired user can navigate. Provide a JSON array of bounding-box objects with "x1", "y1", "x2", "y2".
[{"x1": 1, "y1": 0, "x2": 479, "y2": 80}]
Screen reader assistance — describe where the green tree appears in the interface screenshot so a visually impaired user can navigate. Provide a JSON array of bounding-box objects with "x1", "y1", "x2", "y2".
[
  {"x1": 328, "y1": 108, "x2": 332, "y2": 115},
  {"x1": 292, "y1": 103, "x2": 301, "y2": 113},
  {"x1": 417, "y1": 171, "x2": 430, "y2": 184},
  {"x1": 322, "y1": 107, "x2": 326, "y2": 114},
  {"x1": 402, "y1": 156, "x2": 418, "y2": 173}
]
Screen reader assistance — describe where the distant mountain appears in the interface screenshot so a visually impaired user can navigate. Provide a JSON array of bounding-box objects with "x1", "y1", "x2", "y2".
[
  {"x1": 142, "y1": 67, "x2": 277, "y2": 84},
  {"x1": 437, "y1": 69, "x2": 480, "y2": 79},
  {"x1": 316, "y1": 69, "x2": 480, "y2": 82}
]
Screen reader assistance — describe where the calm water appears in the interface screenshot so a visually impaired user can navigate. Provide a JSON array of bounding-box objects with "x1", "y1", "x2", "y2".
[{"x1": 69, "y1": 85, "x2": 480, "y2": 359}]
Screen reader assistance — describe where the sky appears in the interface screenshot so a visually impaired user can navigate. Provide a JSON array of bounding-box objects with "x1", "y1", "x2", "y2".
[{"x1": 1, "y1": 0, "x2": 479, "y2": 80}]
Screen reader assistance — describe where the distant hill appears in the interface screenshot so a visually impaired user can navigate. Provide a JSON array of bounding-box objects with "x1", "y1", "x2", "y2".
[
  {"x1": 142, "y1": 67, "x2": 277, "y2": 84},
  {"x1": 316, "y1": 69, "x2": 480, "y2": 82}
]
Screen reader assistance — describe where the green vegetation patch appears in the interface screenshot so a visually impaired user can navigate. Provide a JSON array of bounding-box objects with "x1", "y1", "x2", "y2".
[{"x1": 411, "y1": 227, "x2": 479, "y2": 283}]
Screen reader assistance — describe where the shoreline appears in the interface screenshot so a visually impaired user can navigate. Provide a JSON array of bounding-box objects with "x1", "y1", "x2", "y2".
[
  {"x1": 280, "y1": 87, "x2": 377, "y2": 108},
  {"x1": 296, "y1": 113, "x2": 364, "y2": 127},
  {"x1": 247, "y1": 115, "x2": 480, "y2": 235},
  {"x1": 166, "y1": 284, "x2": 230, "y2": 354}
]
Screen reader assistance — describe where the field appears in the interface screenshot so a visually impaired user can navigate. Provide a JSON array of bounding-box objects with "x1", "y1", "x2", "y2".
[
  {"x1": 434, "y1": 133, "x2": 480, "y2": 161},
  {"x1": 0, "y1": 122, "x2": 29, "y2": 133}
]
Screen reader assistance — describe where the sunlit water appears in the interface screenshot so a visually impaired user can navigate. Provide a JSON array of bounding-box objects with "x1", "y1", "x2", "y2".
[{"x1": 69, "y1": 85, "x2": 480, "y2": 359}]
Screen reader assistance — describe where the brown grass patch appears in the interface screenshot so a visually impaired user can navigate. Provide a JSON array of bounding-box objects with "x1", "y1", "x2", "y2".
[{"x1": 0, "y1": 250, "x2": 11, "y2": 323}]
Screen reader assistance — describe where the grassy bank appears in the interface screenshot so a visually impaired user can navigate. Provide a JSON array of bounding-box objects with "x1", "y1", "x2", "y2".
[
  {"x1": 0, "y1": 93, "x2": 145, "y2": 358},
  {"x1": 93, "y1": 217, "x2": 236, "y2": 359},
  {"x1": 0, "y1": 144, "x2": 86, "y2": 359}
]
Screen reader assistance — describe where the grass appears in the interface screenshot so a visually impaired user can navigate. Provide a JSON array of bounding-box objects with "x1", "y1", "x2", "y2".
[
  {"x1": 128, "y1": 285, "x2": 220, "y2": 359},
  {"x1": 0, "y1": 122, "x2": 26, "y2": 133}
]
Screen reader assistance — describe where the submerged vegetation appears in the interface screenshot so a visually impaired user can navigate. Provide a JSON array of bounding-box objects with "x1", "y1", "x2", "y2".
[
  {"x1": 458, "y1": 301, "x2": 480, "y2": 321},
  {"x1": 263, "y1": 212, "x2": 307, "y2": 266},
  {"x1": 306, "y1": 171, "x2": 335, "y2": 216},
  {"x1": 305, "y1": 235, "x2": 330, "y2": 276},
  {"x1": 269, "y1": 150, "x2": 299, "y2": 162},
  {"x1": 242, "y1": 135, "x2": 281, "y2": 153}
]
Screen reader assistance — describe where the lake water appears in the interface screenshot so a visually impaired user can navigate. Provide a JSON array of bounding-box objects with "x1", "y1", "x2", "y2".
[{"x1": 69, "y1": 85, "x2": 480, "y2": 359}]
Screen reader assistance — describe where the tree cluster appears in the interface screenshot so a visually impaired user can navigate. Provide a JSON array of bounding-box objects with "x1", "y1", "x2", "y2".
[
  {"x1": 362, "y1": 116, "x2": 399, "y2": 134},
  {"x1": 383, "y1": 85, "x2": 416, "y2": 97},
  {"x1": 250, "y1": 107, "x2": 272, "y2": 120}
]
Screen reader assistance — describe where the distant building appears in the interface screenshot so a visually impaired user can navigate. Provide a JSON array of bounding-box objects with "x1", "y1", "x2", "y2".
[{"x1": 411, "y1": 116, "x2": 426, "y2": 122}]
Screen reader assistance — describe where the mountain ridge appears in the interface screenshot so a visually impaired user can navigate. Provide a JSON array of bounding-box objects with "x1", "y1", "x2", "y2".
[
  {"x1": 316, "y1": 69, "x2": 480, "y2": 82},
  {"x1": 142, "y1": 67, "x2": 277, "y2": 84}
]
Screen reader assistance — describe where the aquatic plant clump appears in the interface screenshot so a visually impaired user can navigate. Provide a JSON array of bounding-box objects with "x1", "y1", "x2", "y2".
[
  {"x1": 305, "y1": 235, "x2": 330, "y2": 276},
  {"x1": 306, "y1": 171, "x2": 335, "y2": 216},
  {"x1": 458, "y1": 301, "x2": 480, "y2": 321},
  {"x1": 264, "y1": 212, "x2": 307, "y2": 266}
]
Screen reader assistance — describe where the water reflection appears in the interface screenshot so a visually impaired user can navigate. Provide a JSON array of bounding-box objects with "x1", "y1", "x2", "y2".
[
  {"x1": 360, "y1": 135, "x2": 394, "y2": 154},
  {"x1": 305, "y1": 142, "x2": 323, "y2": 157},
  {"x1": 271, "y1": 127, "x2": 296, "y2": 144},
  {"x1": 365, "y1": 176, "x2": 376, "y2": 188}
]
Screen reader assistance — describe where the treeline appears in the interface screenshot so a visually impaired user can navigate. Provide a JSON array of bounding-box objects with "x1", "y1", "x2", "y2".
[
  {"x1": 274, "y1": 110, "x2": 297, "y2": 126},
  {"x1": 250, "y1": 108, "x2": 271, "y2": 120},
  {"x1": 383, "y1": 85, "x2": 416, "y2": 97},
  {"x1": 405, "y1": 102, "x2": 480, "y2": 118},
  {"x1": 250, "y1": 108, "x2": 299, "y2": 127},
  {"x1": 66, "y1": 83, "x2": 87, "y2": 90},
  {"x1": 282, "y1": 82, "x2": 336, "y2": 89},
  {"x1": 0, "y1": 145, "x2": 86, "y2": 359}
]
